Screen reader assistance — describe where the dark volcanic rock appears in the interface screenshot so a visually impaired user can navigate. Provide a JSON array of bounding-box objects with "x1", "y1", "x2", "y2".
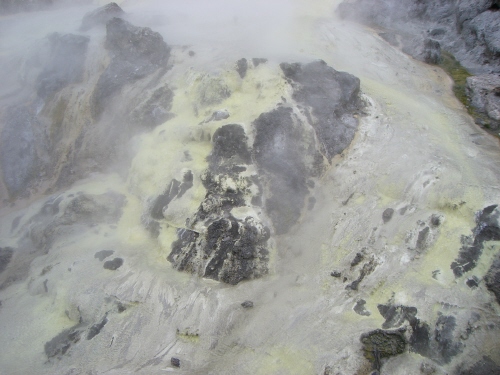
[
  {"x1": 80, "y1": 2, "x2": 124, "y2": 32},
  {"x1": 171, "y1": 357, "x2": 181, "y2": 367},
  {"x1": 236, "y1": 58, "x2": 248, "y2": 78},
  {"x1": 354, "y1": 299, "x2": 371, "y2": 316},
  {"x1": 103, "y1": 258, "x2": 123, "y2": 270},
  {"x1": 0, "y1": 247, "x2": 14, "y2": 273},
  {"x1": 167, "y1": 125, "x2": 270, "y2": 285},
  {"x1": 44, "y1": 324, "x2": 84, "y2": 359},
  {"x1": 360, "y1": 329, "x2": 406, "y2": 371},
  {"x1": 377, "y1": 303, "x2": 418, "y2": 329},
  {"x1": 91, "y1": 18, "x2": 170, "y2": 120},
  {"x1": 253, "y1": 107, "x2": 311, "y2": 234},
  {"x1": 169, "y1": 216, "x2": 270, "y2": 285},
  {"x1": 485, "y1": 251, "x2": 500, "y2": 304},
  {"x1": 346, "y1": 258, "x2": 377, "y2": 291},
  {"x1": 94, "y1": 250, "x2": 114, "y2": 261},
  {"x1": 451, "y1": 205, "x2": 500, "y2": 277},
  {"x1": 280, "y1": 60, "x2": 362, "y2": 161},
  {"x1": 87, "y1": 316, "x2": 108, "y2": 340},
  {"x1": 434, "y1": 314, "x2": 463, "y2": 363},
  {"x1": 382, "y1": 208, "x2": 394, "y2": 223},
  {"x1": 241, "y1": 300, "x2": 254, "y2": 308},
  {"x1": 36, "y1": 33, "x2": 89, "y2": 100}
]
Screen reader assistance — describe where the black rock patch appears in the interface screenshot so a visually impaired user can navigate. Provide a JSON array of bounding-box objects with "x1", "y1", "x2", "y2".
[
  {"x1": 87, "y1": 315, "x2": 108, "y2": 340},
  {"x1": 236, "y1": 58, "x2": 248, "y2": 78},
  {"x1": 451, "y1": 205, "x2": 500, "y2": 277},
  {"x1": 167, "y1": 125, "x2": 270, "y2": 284},
  {"x1": 346, "y1": 258, "x2": 377, "y2": 291},
  {"x1": 171, "y1": 357, "x2": 181, "y2": 367},
  {"x1": 354, "y1": 299, "x2": 371, "y2": 316},
  {"x1": 351, "y1": 252, "x2": 364, "y2": 267},
  {"x1": 382, "y1": 208, "x2": 394, "y2": 223},
  {"x1": 377, "y1": 304, "x2": 418, "y2": 329},
  {"x1": 95, "y1": 250, "x2": 114, "y2": 261},
  {"x1": 103, "y1": 258, "x2": 123, "y2": 270},
  {"x1": 434, "y1": 314, "x2": 463, "y2": 363},
  {"x1": 44, "y1": 324, "x2": 84, "y2": 359},
  {"x1": 0, "y1": 247, "x2": 14, "y2": 273},
  {"x1": 241, "y1": 300, "x2": 254, "y2": 308},
  {"x1": 253, "y1": 107, "x2": 310, "y2": 234},
  {"x1": 466, "y1": 276, "x2": 479, "y2": 288},
  {"x1": 280, "y1": 60, "x2": 362, "y2": 161},
  {"x1": 485, "y1": 251, "x2": 500, "y2": 304}
]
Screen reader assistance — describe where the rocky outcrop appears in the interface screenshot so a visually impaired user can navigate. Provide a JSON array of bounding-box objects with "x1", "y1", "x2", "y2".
[
  {"x1": 451, "y1": 205, "x2": 500, "y2": 277},
  {"x1": 337, "y1": 0, "x2": 500, "y2": 130},
  {"x1": 91, "y1": 17, "x2": 171, "y2": 120},
  {"x1": 0, "y1": 4, "x2": 175, "y2": 200},
  {"x1": 79, "y1": 2, "x2": 124, "y2": 32},
  {"x1": 154, "y1": 61, "x2": 363, "y2": 283},
  {"x1": 167, "y1": 124, "x2": 270, "y2": 285},
  {"x1": 280, "y1": 60, "x2": 362, "y2": 160},
  {"x1": 251, "y1": 61, "x2": 362, "y2": 234}
]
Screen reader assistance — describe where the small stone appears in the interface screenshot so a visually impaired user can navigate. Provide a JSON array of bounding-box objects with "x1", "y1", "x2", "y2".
[
  {"x1": 351, "y1": 252, "x2": 364, "y2": 267},
  {"x1": 103, "y1": 258, "x2": 123, "y2": 270},
  {"x1": 95, "y1": 250, "x2": 114, "y2": 261},
  {"x1": 382, "y1": 208, "x2": 394, "y2": 223},
  {"x1": 466, "y1": 276, "x2": 479, "y2": 288},
  {"x1": 171, "y1": 357, "x2": 181, "y2": 367},
  {"x1": 241, "y1": 300, "x2": 254, "y2": 308},
  {"x1": 330, "y1": 271, "x2": 341, "y2": 278},
  {"x1": 430, "y1": 214, "x2": 442, "y2": 226}
]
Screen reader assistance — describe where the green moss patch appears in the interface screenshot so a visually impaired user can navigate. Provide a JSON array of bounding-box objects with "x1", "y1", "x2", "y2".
[{"x1": 439, "y1": 51, "x2": 494, "y2": 131}]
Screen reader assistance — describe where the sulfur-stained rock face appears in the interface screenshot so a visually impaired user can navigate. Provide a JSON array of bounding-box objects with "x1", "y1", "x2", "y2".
[{"x1": 158, "y1": 60, "x2": 364, "y2": 283}]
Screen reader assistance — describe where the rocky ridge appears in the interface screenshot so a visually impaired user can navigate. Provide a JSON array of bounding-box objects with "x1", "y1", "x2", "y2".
[{"x1": 337, "y1": 0, "x2": 500, "y2": 131}]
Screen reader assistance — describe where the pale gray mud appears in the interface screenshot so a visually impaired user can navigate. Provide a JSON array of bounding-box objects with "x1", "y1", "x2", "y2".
[{"x1": 0, "y1": 1, "x2": 499, "y2": 375}]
